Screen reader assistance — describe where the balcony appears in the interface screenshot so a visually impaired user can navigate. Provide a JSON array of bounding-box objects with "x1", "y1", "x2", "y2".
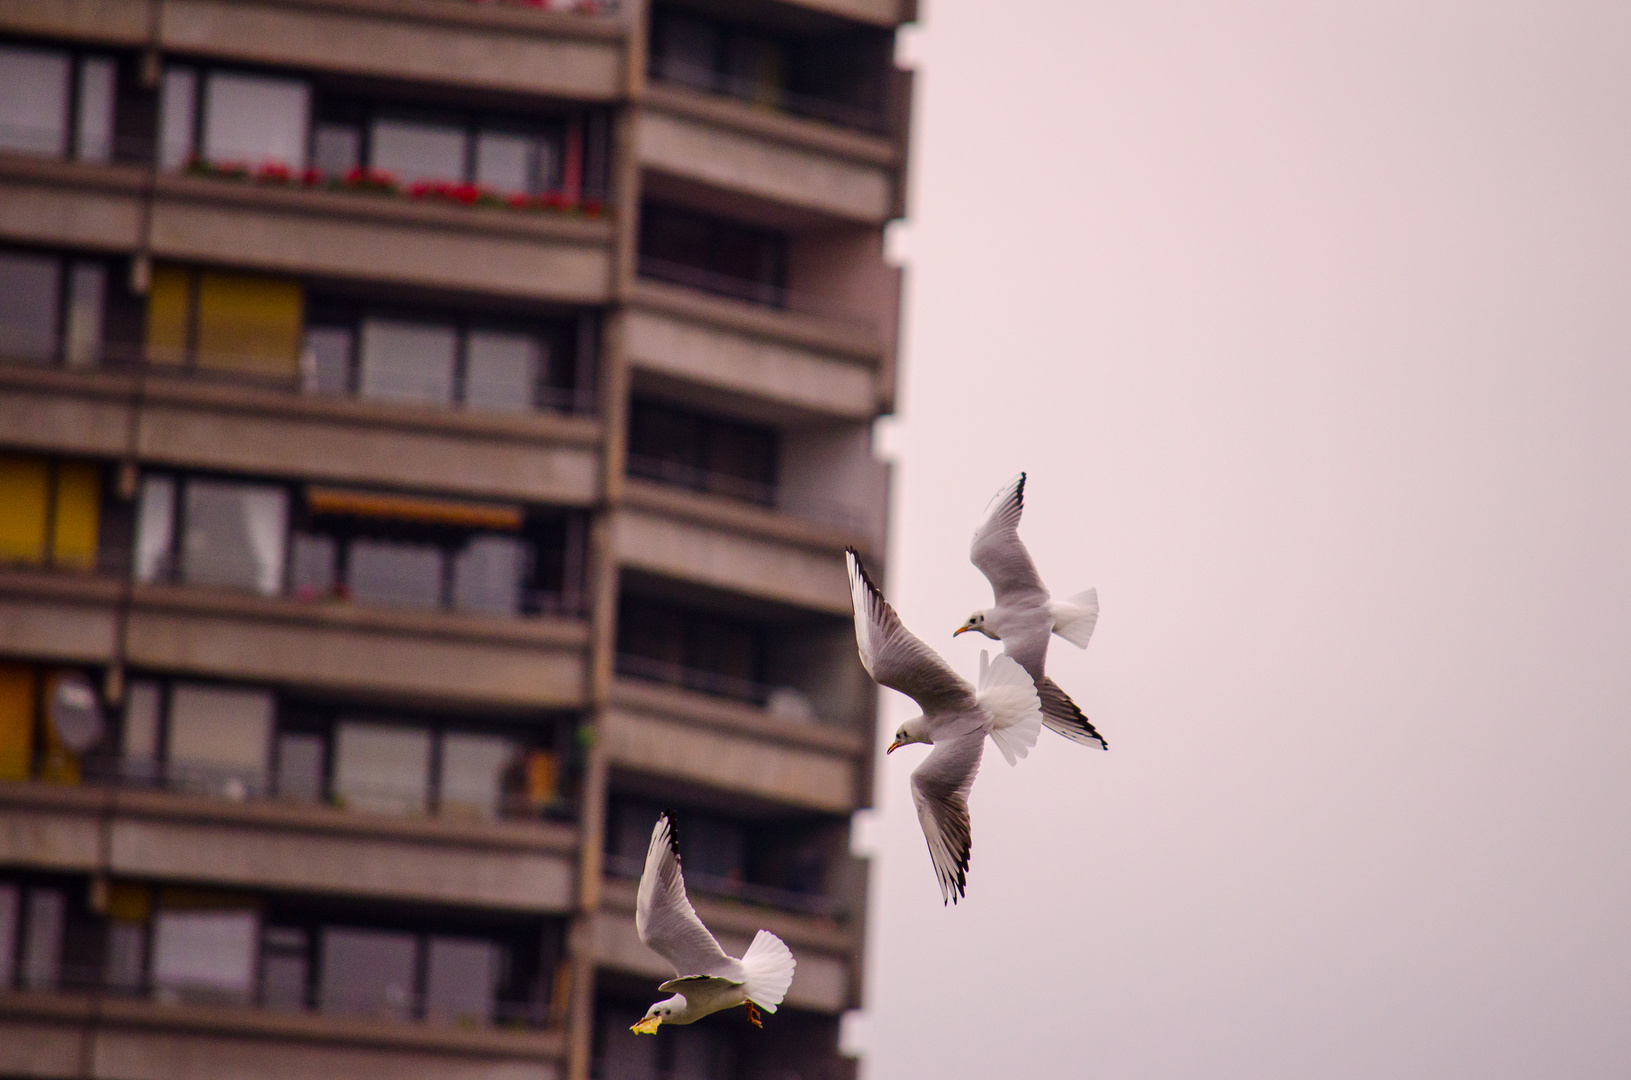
[
  {"x1": 0, "y1": 0, "x2": 626, "y2": 99},
  {"x1": 0, "y1": 781, "x2": 578, "y2": 911},
  {"x1": 0, "y1": 364, "x2": 602, "y2": 506},
  {"x1": 0, "y1": 991, "x2": 564, "y2": 1080},
  {"x1": 602, "y1": 678, "x2": 865, "y2": 814},
  {"x1": 0, "y1": 154, "x2": 616, "y2": 303}
]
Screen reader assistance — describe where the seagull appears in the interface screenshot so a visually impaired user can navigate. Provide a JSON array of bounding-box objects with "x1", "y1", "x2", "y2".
[
  {"x1": 955, "y1": 473, "x2": 1107, "y2": 750},
  {"x1": 847, "y1": 549, "x2": 1043, "y2": 904},
  {"x1": 629, "y1": 813, "x2": 797, "y2": 1035}
]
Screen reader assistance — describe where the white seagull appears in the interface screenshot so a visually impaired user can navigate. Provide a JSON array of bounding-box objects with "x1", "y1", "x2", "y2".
[
  {"x1": 954, "y1": 473, "x2": 1107, "y2": 750},
  {"x1": 630, "y1": 813, "x2": 797, "y2": 1035},
  {"x1": 847, "y1": 549, "x2": 1043, "y2": 904}
]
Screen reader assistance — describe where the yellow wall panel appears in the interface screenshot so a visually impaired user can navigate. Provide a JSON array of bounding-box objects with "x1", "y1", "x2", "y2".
[
  {"x1": 51, "y1": 462, "x2": 101, "y2": 572},
  {"x1": 0, "y1": 455, "x2": 50, "y2": 565},
  {"x1": 195, "y1": 272, "x2": 303, "y2": 379},
  {"x1": 146, "y1": 264, "x2": 192, "y2": 366},
  {"x1": 0, "y1": 663, "x2": 36, "y2": 783}
]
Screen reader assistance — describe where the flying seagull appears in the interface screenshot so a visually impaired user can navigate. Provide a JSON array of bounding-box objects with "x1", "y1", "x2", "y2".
[
  {"x1": 847, "y1": 549, "x2": 1043, "y2": 904},
  {"x1": 954, "y1": 473, "x2": 1106, "y2": 750},
  {"x1": 630, "y1": 814, "x2": 797, "y2": 1035}
]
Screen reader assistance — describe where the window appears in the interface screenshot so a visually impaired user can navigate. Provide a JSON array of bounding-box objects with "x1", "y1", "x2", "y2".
[
  {"x1": 370, "y1": 117, "x2": 465, "y2": 185},
  {"x1": 0, "y1": 884, "x2": 17, "y2": 987},
  {"x1": 627, "y1": 398, "x2": 778, "y2": 504},
  {"x1": 424, "y1": 937, "x2": 498, "y2": 1025},
  {"x1": 152, "y1": 905, "x2": 258, "y2": 1004},
  {"x1": 358, "y1": 317, "x2": 457, "y2": 406},
  {"x1": 181, "y1": 479, "x2": 288, "y2": 595},
  {"x1": 274, "y1": 732, "x2": 324, "y2": 802},
  {"x1": 617, "y1": 597, "x2": 767, "y2": 703},
  {"x1": 333, "y1": 721, "x2": 431, "y2": 815},
  {"x1": 75, "y1": 57, "x2": 116, "y2": 162},
  {"x1": 146, "y1": 264, "x2": 305, "y2": 378},
  {"x1": 20, "y1": 887, "x2": 64, "y2": 990},
  {"x1": 319, "y1": 927, "x2": 418, "y2": 1020},
  {"x1": 0, "y1": 44, "x2": 69, "y2": 156},
  {"x1": 158, "y1": 66, "x2": 196, "y2": 170},
  {"x1": 166, "y1": 683, "x2": 274, "y2": 798},
  {"x1": 261, "y1": 926, "x2": 310, "y2": 1012},
  {"x1": 291, "y1": 485, "x2": 582, "y2": 617},
  {"x1": 202, "y1": 71, "x2": 309, "y2": 168},
  {"x1": 307, "y1": 302, "x2": 588, "y2": 413},
  {"x1": 0, "y1": 248, "x2": 110, "y2": 368},
  {"x1": 639, "y1": 202, "x2": 787, "y2": 306},
  {"x1": 439, "y1": 732, "x2": 516, "y2": 819},
  {"x1": 0, "y1": 454, "x2": 103, "y2": 571},
  {"x1": 121, "y1": 679, "x2": 162, "y2": 778}
]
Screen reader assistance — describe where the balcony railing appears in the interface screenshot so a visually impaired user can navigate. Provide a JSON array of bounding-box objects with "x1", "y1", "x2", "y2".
[
  {"x1": 648, "y1": 56, "x2": 889, "y2": 135},
  {"x1": 4, "y1": 962, "x2": 553, "y2": 1030},
  {"x1": 602, "y1": 851, "x2": 844, "y2": 919},
  {"x1": 634, "y1": 255, "x2": 876, "y2": 332},
  {"x1": 625, "y1": 453, "x2": 875, "y2": 536},
  {"x1": 0, "y1": 341, "x2": 600, "y2": 416},
  {"x1": 1, "y1": 755, "x2": 579, "y2": 825},
  {"x1": 614, "y1": 652, "x2": 771, "y2": 707}
]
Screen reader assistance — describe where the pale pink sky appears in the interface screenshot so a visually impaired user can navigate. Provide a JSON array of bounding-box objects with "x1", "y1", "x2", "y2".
[{"x1": 856, "y1": 2, "x2": 1631, "y2": 1076}]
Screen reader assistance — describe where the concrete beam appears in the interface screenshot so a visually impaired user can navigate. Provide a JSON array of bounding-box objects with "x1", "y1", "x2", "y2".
[
  {"x1": 615, "y1": 506, "x2": 851, "y2": 615},
  {"x1": 637, "y1": 109, "x2": 892, "y2": 224},
  {"x1": 602, "y1": 705, "x2": 857, "y2": 813},
  {"x1": 125, "y1": 589, "x2": 590, "y2": 709}
]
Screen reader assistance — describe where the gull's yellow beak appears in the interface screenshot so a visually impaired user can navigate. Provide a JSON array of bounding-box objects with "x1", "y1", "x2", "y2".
[
  {"x1": 630, "y1": 1016, "x2": 662, "y2": 1035},
  {"x1": 952, "y1": 625, "x2": 970, "y2": 636},
  {"x1": 886, "y1": 739, "x2": 904, "y2": 754}
]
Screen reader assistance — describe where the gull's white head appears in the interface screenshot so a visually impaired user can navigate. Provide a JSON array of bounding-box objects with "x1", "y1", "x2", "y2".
[
  {"x1": 887, "y1": 715, "x2": 932, "y2": 754},
  {"x1": 954, "y1": 609, "x2": 998, "y2": 640},
  {"x1": 631, "y1": 994, "x2": 684, "y2": 1034}
]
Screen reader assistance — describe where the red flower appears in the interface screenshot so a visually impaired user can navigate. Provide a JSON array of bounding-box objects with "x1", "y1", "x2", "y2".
[{"x1": 581, "y1": 198, "x2": 603, "y2": 218}]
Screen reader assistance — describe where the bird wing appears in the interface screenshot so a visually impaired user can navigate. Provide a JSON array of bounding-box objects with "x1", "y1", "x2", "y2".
[
  {"x1": 848, "y1": 549, "x2": 976, "y2": 717},
  {"x1": 635, "y1": 815, "x2": 741, "y2": 979},
  {"x1": 658, "y1": 974, "x2": 743, "y2": 992},
  {"x1": 970, "y1": 473, "x2": 1048, "y2": 607},
  {"x1": 909, "y1": 730, "x2": 986, "y2": 905}
]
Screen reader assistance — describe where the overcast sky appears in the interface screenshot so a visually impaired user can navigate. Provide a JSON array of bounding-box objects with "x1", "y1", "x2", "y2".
[{"x1": 853, "y1": 2, "x2": 1631, "y2": 1077}]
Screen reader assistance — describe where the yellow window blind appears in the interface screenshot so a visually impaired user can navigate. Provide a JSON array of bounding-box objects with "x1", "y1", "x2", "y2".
[
  {"x1": 0, "y1": 663, "x2": 35, "y2": 783},
  {"x1": 0, "y1": 455, "x2": 50, "y2": 565},
  {"x1": 51, "y1": 461, "x2": 101, "y2": 571},
  {"x1": 146, "y1": 264, "x2": 192, "y2": 366},
  {"x1": 195, "y1": 271, "x2": 303, "y2": 378}
]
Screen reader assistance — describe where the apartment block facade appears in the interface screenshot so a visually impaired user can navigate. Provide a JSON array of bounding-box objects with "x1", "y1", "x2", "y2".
[{"x1": 0, "y1": 2, "x2": 912, "y2": 1078}]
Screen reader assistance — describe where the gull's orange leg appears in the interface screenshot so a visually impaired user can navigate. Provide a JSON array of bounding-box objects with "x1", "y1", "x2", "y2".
[{"x1": 746, "y1": 1001, "x2": 763, "y2": 1028}]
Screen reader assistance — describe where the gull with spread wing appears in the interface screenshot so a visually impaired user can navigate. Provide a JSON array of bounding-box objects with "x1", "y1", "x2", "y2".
[
  {"x1": 847, "y1": 549, "x2": 1043, "y2": 904},
  {"x1": 955, "y1": 473, "x2": 1107, "y2": 750},
  {"x1": 630, "y1": 813, "x2": 797, "y2": 1035}
]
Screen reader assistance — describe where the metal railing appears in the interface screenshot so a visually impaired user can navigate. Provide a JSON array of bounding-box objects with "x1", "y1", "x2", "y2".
[
  {"x1": 647, "y1": 56, "x2": 890, "y2": 134},
  {"x1": 624, "y1": 453, "x2": 875, "y2": 536},
  {"x1": 614, "y1": 653, "x2": 771, "y2": 707},
  {"x1": 602, "y1": 852, "x2": 844, "y2": 920},
  {"x1": 634, "y1": 255, "x2": 877, "y2": 332},
  {"x1": 7, "y1": 961, "x2": 552, "y2": 1030}
]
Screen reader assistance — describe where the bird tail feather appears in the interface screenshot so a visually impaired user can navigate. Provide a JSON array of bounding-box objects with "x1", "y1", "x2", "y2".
[
  {"x1": 1049, "y1": 588, "x2": 1100, "y2": 649},
  {"x1": 977, "y1": 651, "x2": 1042, "y2": 766},
  {"x1": 740, "y1": 930, "x2": 796, "y2": 1012}
]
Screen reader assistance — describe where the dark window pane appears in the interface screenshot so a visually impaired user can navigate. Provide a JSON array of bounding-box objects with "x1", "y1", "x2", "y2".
[
  {"x1": 301, "y1": 326, "x2": 352, "y2": 396},
  {"x1": 288, "y1": 533, "x2": 336, "y2": 599},
  {"x1": 424, "y1": 937, "x2": 498, "y2": 1025},
  {"x1": 464, "y1": 330, "x2": 538, "y2": 413},
  {"x1": 0, "y1": 45, "x2": 69, "y2": 156},
  {"x1": 0, "y1": 251, "x2": 62, "y2": 364},
  {"x1": 275, "y1": 732, "x2": 324, "y2": 802},
  {"x1": 370, "y1": 117, "x2": 465, "y2": 185}
]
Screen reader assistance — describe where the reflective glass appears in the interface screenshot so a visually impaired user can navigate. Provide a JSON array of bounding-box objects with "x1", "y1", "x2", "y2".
[
  {"x1": 319, "y1": 927, "x2": 417, "y2": 1021},
  {"x1": 0, "y1": 45, "x2": 69, "y2": 156},
  {"x1": 370, "y1": 118, "x2": 465, "y2": 184},
  {"x1": 202, "y1": 71, "x2": 309, "y2": 168},
  {"x1": 359, "y1": 318, "x2": 456, "y2": 405}
]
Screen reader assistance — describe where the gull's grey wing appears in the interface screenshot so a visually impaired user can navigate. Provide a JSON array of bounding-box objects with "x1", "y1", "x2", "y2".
[
  {"x1": 909, "y1": 730, "x2": 985, "y2": 905},
  {"x1": 658, "y1": 974, "x2": 743, "y2": 992},
  {"x1": 970, "y1": 473, "x2": 1048, "y2": 608},
  {"x1": 635, "y1": 815, "x2": 743, "y2": 980},
  {"x1": 1039, "y1": 676, "x2": 1107, "y2": 750},
  {"x1": 848, "y1": 549, "x2": 975, "y2": 717}
]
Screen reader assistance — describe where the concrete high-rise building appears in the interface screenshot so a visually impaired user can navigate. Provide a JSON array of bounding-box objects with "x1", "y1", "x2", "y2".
[{"x1": 0, "y1": 2, "x2": 912, "y2": 1077}]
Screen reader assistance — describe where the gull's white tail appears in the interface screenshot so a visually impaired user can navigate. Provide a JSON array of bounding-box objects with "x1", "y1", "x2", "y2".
[
  {"x1": 740, "y1": 930, "x2": 796, "y2": 1012},
  {"x1": 1049, "y1": 588, "x2": 1100, "y2": 649},
  {"x1": 976, "y1": 651, "x2": 1042, "y2": 766}
]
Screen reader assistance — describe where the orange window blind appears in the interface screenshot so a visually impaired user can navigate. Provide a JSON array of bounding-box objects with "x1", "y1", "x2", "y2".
[
  {"x1": 0, "y1": 663, "x2": 35, "y2": 783},
  {"x1": 195, "y1": 271, "x2": 303, "y2": 378},
  {"x1": 0, "y1": 454, "x2": 50, "y2": 565},
  {"x1": 145, "y1": 264, "x2": 192, "y2": 366},
  {"x1": 51, "y1": 461, "x2": 101, "y2": 571}
]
